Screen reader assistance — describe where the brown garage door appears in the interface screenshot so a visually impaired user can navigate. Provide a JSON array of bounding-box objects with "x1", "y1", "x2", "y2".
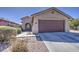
[{"x1": 38, "y1": 20, "x2": 65, "y2": 33}]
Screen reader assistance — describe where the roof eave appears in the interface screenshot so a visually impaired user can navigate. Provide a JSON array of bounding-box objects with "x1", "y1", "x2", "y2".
[{"x1": 31, "y1": 7, "x2": 73, "y2": 19}]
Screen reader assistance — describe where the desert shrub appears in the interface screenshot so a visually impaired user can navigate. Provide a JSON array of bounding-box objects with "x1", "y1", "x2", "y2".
[
  {"x1": 11, "y1": 39, "x2": 28, "y2": 52},
  {"x1": 16, "y1": 28, "x2": 21, "y2": 34},
  {"x1": 9, "y1": 35, "x2": 17, "y2": 45},
  {"x1": 0, "y1": 26, "x2": 17, "y2": 43},
  {"x1": 0, "y1": 32, "x2": 5, "y2": 42}
]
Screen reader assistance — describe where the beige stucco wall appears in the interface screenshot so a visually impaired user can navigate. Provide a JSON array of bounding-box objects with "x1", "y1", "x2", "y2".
[
  {"x1": 32, "y1": 10, "x2": 70, "y2": 33},
  {"x1": 22, "y1": 16, "x2": 32, "y2": 30}
]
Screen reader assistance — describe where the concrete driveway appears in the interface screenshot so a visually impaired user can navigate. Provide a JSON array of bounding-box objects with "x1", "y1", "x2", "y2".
[{"x1": 38, "y1": 32, "x2": 79, "y2": 52}]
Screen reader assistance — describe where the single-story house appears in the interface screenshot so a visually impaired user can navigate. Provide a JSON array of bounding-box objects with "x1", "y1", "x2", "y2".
[
  {"x1": 0, "y1": 18, "x2": 20, "y2": 27},
  {"x1": 21, "y1": 7, "x2": 73, "y2": 34}
]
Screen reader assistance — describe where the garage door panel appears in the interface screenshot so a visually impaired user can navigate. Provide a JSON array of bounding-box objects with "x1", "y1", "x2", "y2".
[{"x1": 38, "y1": 20, "x2": 65, "y2": 32}]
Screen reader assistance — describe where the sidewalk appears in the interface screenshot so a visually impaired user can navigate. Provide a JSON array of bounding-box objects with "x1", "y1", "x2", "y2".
[{"x1": 70, "y1": 30, "x2": 79, "y2": 33}]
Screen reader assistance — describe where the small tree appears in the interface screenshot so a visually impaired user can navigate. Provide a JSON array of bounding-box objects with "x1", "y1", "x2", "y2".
[{"x1": 69, "y1": 19, "x2": 79, "y2": 30}]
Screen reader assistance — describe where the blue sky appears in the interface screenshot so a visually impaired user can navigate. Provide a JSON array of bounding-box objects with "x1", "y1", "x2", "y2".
[{"x1": 0, "y1": 7, "x2": 79, "y2": 24}]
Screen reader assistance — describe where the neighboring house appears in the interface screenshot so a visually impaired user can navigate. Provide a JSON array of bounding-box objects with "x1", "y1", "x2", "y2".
[
  {"x1": 21, "y1": 7, "x2": 73, "y2": 34},
  {"x1": 0, "y1": 18, "x2": 20, "y2": 27}
]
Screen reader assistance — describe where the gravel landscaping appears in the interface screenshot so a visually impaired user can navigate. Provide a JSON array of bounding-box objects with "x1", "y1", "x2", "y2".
[
  {"x1": 3, "y1": 32, "x2": 48, "y2": 52},
  {"x1": 27, "y1": 36, "x2": 48, "y2": 52},
  {"x1": 0, "y1": 43, "x2": 9, "y2": 52}
]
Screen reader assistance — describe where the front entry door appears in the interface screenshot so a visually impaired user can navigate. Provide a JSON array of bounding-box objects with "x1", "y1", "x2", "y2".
[{"x1": 25, "y1": 23, "x2": 31, "y2": 31}]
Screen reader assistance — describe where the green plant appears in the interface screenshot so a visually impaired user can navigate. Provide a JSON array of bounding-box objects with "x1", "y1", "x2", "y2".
[
  {"x1": 16, "y1": 28, "x2": 21, "y2": 34},
  {"x1": 11, "y1": 39, "x2": 28, "y2": 52},
  {"x1": 69, "y1": 19, "x2": 79, "y2": 30}
]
